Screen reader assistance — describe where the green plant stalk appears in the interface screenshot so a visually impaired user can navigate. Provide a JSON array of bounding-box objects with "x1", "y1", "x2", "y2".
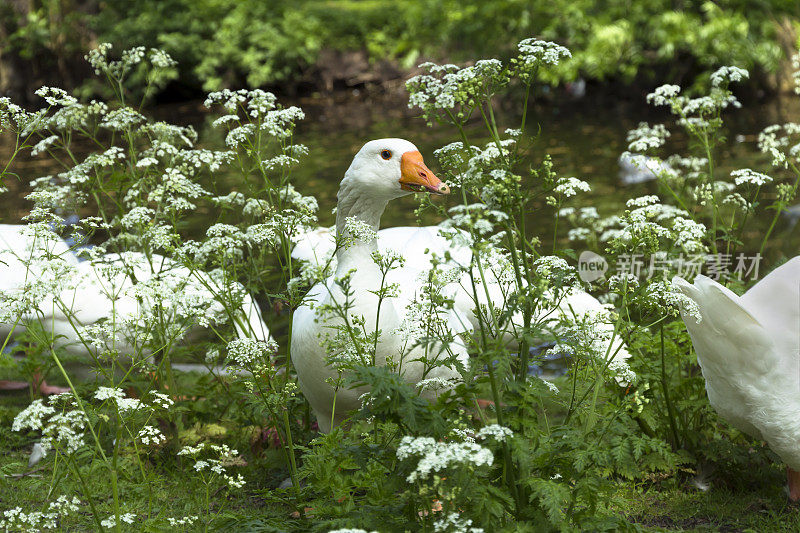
[
  {"x1": 282, "y1": 407, "x2": 301, "y2": 498},
  {"x1": 660, "y1": 323, "x2": 681, "y2": 449},
  {"x1": 68, "y1": 455, "x2": 105, "y2": 531}
]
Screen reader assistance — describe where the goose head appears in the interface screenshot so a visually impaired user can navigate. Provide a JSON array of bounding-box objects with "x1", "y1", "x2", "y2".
[{"x1": 342, "y1": 138, "x2": 450, "y2": 200}]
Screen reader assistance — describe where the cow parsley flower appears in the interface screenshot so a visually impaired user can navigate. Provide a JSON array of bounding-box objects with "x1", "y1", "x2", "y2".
[
  {"x1": 710, "y1": 66, "x2": 749, "y2": 87},
  {"x1": 31, "y1": 135, "x2": 59, "y2": 156},
  {"x1": 0, "y1": 497, "x2": 81, "y2": 532},
  {"x1": 137, "y1": 426, "x2": 166, "y2": 446},
  {"x1": 516, "y1": 38, "x2": 571, "y2": 66},
  {"x1": 167, "y1": 516, "x2": 199, "y2": 527},
  {"x1": 149, "y1": 391, "x2": 174, "y2": 409},
  {"x1": 344, "y1": 216, "x2": 377, "y2": 244},
  {"x1": 627, "y1": 122, "x2": 670, "y2": 152},
  {"x1": 101, "y1": 107, "x2": 145, "y2": 130},
  {"x1": 475, "y1": 424, "x2": 513, "y2": 442},
  {"x1": 671, "y1": 217, "x2": 707, "y2": 252},
  {"x1": 120, "y1": 206, "x2": 154, "y2": 228},
  {"x1": 34, "y1": 86, "x2": 77, "y2": 107},
  {"x1": 12, "y1": 400, "x2": 56, "y2": 432},
  {"x1": 227, "y1": 338, "x2": 277, "y2": 366},
  {"x1": 94, "y1": 387, "x2": 125, "y2": 401},
  {"x1": 647, "y1": 84, "x2": 681, "y2": 106},
  {"x1": 100, "y1": 513, "x2": 136, "y2": 529},
  {"x1": 552, "y1": 177, "x2": 590, "y2": 197},
  {"x1": 149, "y1": 48, "x2": 177, "y2": 68},
  {"x1": 432, "y1": 512, "x2": 484, "y2": 533},
  {"x1": 539, "y1": 378, "x2": 560, "y2": 394},
  {"x1": 731, "y1": 168, "x2": 772, "y2": 186},
  {"x1": 396, "y1": 436, "x2": 494, "y2": 483}
]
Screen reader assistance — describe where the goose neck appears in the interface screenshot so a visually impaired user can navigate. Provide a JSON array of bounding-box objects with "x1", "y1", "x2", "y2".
[{"x1": 334, "y1": 187, "x2": 387, "y2": 274}]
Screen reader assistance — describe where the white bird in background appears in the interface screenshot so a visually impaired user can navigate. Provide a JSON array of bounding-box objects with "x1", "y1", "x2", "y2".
[
  {"x1": 618, "y1": 152, "x2": 674, "y2": 186},
  {"x1": 291, "y1": 139, "x2": 630, "y2": 433},
  {"x1": 1, "y1": 224, "x2": 83, "y2": 393},
  {"x1": 0, "y1": 224, "x2": 269, "y2": 394},
  {"x1": 673, "y1": 258, "x2": 800, "y2": 500}
]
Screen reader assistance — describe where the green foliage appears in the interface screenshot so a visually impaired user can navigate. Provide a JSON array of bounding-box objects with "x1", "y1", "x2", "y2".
[{"x1": 4, "y1": 0, "x2": 797, "y2": 96}]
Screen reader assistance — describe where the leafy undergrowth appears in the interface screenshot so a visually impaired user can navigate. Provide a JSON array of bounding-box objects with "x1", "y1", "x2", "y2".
[
  {"x1": 3, "y1": 383, "x2": 799, "y2": 533},
  {"x1": 2, "y1": 385, "x2": 797, "y2": 533}
]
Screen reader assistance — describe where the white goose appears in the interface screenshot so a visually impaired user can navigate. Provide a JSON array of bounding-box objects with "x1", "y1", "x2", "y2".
[
  {"x1": 291, "y1": 139, "x2": 630, "y2": 433},
  {"x1": 0, "y1": 225, "x2": 269, "y2": 392},
  {"x1": 292, "y1": 139, "x2": 470, "y2": 432},
  {"x1": 673, "y1": 257, "x2": 800, "y2": 499}
]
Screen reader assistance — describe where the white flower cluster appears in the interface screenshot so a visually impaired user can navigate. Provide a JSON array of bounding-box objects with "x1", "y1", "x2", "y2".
[
  {"x1": 627, "y1": 122, "x2": 670, "y2": 152},
  {"x1": 407, "y1": 60, "x2": 507, "y2": 121},
  {"x1": 226, "y1": 338, "x2": 277, "y2": 367},
  {"x1": 0, "y1": 225, "x2": 79, "y2": 322},
  {"x1": 34, "y1": 86, "x2": 77, "y2": 107},
  {"x1": 396, "y1": 436, "x2": 494, "y2": 483},
  {"x1": 710, "y1": 66, "x2": 749, "y2": 87},
  {"x1": 516, "y1": 38, "x2": 571, "y2": 66},
  {"x1": 177, "y1": 442, "x2": 246, "y2": 488},
  {"x1": 539, "y1": 378, "x2": 560, "y2": 394},
  {"x1": 0, "y1": 497, "x2": 81, "y2": 532},
  {"x1": 648, "y1": 281, "x2": 702, "y2": 322},
  {"x1": 147, "y1": 167, "x2": 209, "y2": 213},
  {"x1": 149, "y1": 391, "x2": 174, "y2": 409},
  {"x1": 120, "y1": 206, "x2": 155, "y2": 228},
  {"x1": 101, "y1": 107, "x2": 145, "y2": 131},
  {"x1": 646, "y1": 70, "x2": 746, "y2": 130},
  {"x1": 647, "y1": 84, "x2": 681, "y2": 106},
  {"x1": 443, "y1": 203, "x2": 509, "y2": 236},
  {"x1": 167, "y1": 516, "x2": 199, "y2": 527},
  {"x1": 432, "y1": 512, "x2": 484, "y2": 533},
  {"x1": 137, "y1": 425, "x2": 166, "y2": 446},
  {"x1": 61, "y1": 146, "x2": 126, "y2": 186},
  {"x1": 551, "y1": 305, "x2": 636, "y2": 383},
  {"x1": 84, "y1": 43, "x2": 172, "y2": 79},
  {"x1": 100, "y1": 513, "x2": 136, "y2": 529},
  {"x1": 94, "y1": 387, "x2": 142, "y2": 412},
  {"x1": 475, "y1": 424, "x2": 513, "y2": 442},
  {"x1": 758, "y1": 123, "x2": 800, "y2": 168},
  {"x1": 416, "y1": 376, "x2": 460, "y2": 392},
  {"x1": 12, "y1": 396, "x2": 87, "y2": 456},
  {"x1": 671, "y1": 217, "x2": 707, "y2": 253},
  {"x1": 343, "y1": 216, "x2": 378, "y2": 244},
  {"x1": 533, "y1": 256, "x2": 572, "y2": 279},
  {"x1": 552, "y1": 176, "x2": 590, "y2": 198},
  {"x1": 730, "y1": 168, "x2": 772, "y2": 187},
  {"x1": 31, "y1": 134, "x2": 59, "y2": 156},
  {"x1": 0, "y1": 97, "x2": 47, "y2": 135},
  {"x1": 206, "y1": 89, "x2": 304, "y2": 145}
]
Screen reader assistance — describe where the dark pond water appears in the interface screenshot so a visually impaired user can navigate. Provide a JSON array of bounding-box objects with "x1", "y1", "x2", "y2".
[{"x1": 2, "y1": 87, "x2": 800, "y2": 259}]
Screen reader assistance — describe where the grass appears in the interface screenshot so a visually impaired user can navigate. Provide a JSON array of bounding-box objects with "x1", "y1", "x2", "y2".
[
  {"x1": 614, "y1": 482, "x2": 800, "y2": 532},
  {"x1": 2, "y1": 382, "x2": 800, "y2": 532}
]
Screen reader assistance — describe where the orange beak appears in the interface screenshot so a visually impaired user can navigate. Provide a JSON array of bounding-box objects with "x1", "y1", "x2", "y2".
[{"x1": 399, "y1": 151, "x2": 450, "y2": 195}]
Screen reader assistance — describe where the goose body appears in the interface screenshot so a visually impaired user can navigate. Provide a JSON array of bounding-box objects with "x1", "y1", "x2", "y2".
[
  {"x1": 1, "y1": 225, "x2": 269, "y2": 360},
  {"x1": 294, "y1": 224, "x2": 628, "y2": 353},
  {"x1": 673, "y1": 257, "x2": 800, "y2": 497},
  {"x1": 291, "y1": 139, "x2": 630, "y2": 432}
]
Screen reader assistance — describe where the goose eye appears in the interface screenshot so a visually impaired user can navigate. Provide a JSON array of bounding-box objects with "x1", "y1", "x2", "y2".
[{"x1": 380, "y1": 150, "x2": 392, "y2": 160}]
